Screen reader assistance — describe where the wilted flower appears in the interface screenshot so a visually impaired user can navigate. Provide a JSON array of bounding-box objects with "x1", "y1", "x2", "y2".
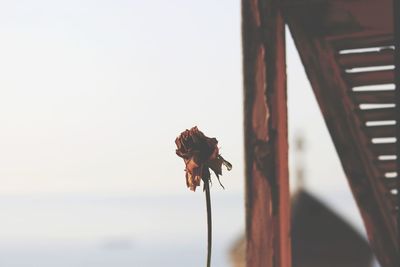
[{"x1": 175, "y1": 126, "x2": 232, "y2": 191}]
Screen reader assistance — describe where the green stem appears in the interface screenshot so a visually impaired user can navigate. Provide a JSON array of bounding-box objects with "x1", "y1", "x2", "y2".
[{"x1": 204, "y1": 182, "x2": 212, "y2": 267}]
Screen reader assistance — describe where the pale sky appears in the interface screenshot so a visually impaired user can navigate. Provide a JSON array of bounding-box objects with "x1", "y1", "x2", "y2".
[
  {"x1": 0, "y1": 4, "x2": 373, "y2": 265},
  {"x1": 0, "y1": 0, "x2": 353, "y2": 201}
]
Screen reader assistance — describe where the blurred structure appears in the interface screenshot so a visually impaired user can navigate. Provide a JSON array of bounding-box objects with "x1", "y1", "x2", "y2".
[
  {"x1": 291, "y1": 191, "x2": 373, "y2": 267},
  {"x1": 231, "y1": 135, "x2": 373, "y2": 267},
  {"x1": 230, "y1": 191, "x2": 373, "y2": 267},
  {"x1": 230, "y1": 236, "x2": 245, "y2": 267},
  {"x1": 242, "y1": 0, "x2": 399, "y2": 266},
  {"x1": 290, "y1": 135, "x2": 372, "y2": 267}
]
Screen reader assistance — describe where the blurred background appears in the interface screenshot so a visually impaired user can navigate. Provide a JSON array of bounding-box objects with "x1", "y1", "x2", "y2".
[{"x1": 0, "y1": 0, "x2": 373, "y2": 266}]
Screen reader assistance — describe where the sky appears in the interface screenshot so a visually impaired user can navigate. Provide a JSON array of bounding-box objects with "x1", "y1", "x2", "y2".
[
  {"x1": 0, "y1": 0, "x2": 244, "y2": 196},
  {"x1": 0, "y1": 0, "x2": 369, "y2": 255},
  {"x1": 0, "y1": 0, "x2": 354, "y2": 197},
  {"x1": 0, "y1": 0, "x2": 367, "y2": 234},
  {"x1": 0, "y1": 1, "x2": 374, "y2": 266}
]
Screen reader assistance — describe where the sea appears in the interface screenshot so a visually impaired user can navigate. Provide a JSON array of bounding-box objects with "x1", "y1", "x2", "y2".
[
  {"x1": 0, "y1": 190, "x2": 380, "y2": 267},
  {"x1": 0, "y1": 193, "x2": 244, "y2": 267}
]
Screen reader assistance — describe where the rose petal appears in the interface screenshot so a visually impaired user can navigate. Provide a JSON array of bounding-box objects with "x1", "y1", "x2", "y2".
[
  {"x1": 186, "y1": 165, "x2": 203, "y2": 191},
  {"x1": 175, "y1": 126, "x2": 231, "y2": 191},
  {"x1": 185, "y1": 158, "x2": 199, "y2": 173}
]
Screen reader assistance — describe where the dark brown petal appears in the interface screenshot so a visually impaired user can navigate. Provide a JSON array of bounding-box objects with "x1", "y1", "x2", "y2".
[
  {"x1": 176, "y1": 126, "x2": 231, "y2": 191},
  {"x1": 175, "y1": 127, "x2": 218, "y2": 164},
  {"x1": 207, "y1": 155, "x2": 232, "y2": 189}
]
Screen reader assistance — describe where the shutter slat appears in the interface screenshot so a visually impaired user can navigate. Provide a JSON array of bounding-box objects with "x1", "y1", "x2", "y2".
[
  {"x1": 346, "y1": 70, "x2": 394, "y2": 87},
  {"x1": 364, "y1": 125, "x2": 396, "y2": 138},
  {"x1": 351, "y1": 90, "x2": 395, "y2": 104},
  {"x1": 338, "y1": 49, "x2": 394, "y2": 69}
]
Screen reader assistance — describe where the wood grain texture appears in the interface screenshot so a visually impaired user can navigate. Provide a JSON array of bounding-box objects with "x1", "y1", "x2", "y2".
[{"x1": 242, "y1": 0, "x2": 291, "y2": 266}]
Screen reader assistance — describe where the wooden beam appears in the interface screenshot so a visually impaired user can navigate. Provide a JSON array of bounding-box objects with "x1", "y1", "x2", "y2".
[
  {"x1": 285, "y1": 10, "x2": 399, "y2": 266},
  {"x1": 242, "y1": 0, "x2": 291, "y2": 266}
]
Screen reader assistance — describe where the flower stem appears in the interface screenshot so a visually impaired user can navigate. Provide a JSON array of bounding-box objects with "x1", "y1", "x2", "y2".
[{"x1": 204, "y1": 181, "x2": 212, "y2": 267}]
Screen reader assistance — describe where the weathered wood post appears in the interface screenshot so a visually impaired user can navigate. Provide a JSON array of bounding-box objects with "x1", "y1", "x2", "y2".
[{"x1": 242, "y1": 0, "x2": 291, "y2": 266}]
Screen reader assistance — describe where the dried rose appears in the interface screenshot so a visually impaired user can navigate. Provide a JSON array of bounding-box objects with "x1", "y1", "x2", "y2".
[{"x1": 175, "y1": 126, "x2": 232, "y2": 191}]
